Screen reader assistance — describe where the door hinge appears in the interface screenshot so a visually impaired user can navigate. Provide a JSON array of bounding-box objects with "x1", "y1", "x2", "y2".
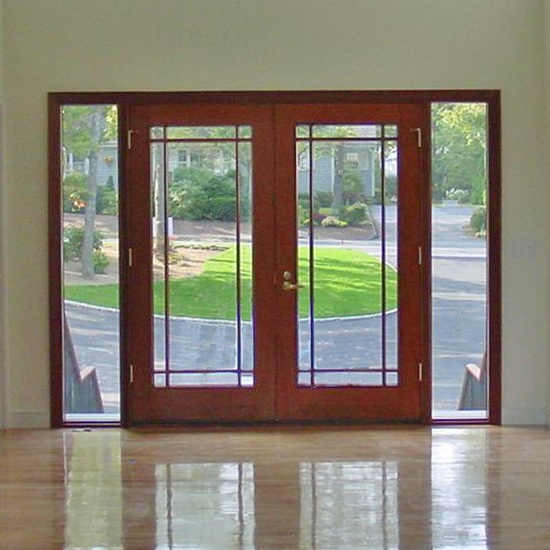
[
  {"x1": 130, "y1": 364, "x2": 134, "y2": 384},
  {"x1": 418, "y1": 246, "x2": 423, "y2": 266},
  {"x1": 411, "y1": 128, "x2": 422, "y2": 148},
  {"x1": 127, "y1": 129, "x2": 135, "y2": 150},
  {"x1": 128, "y1": 247, "x2": 133, "y2": 267},
  {"x1": 418, "y1": 362, "x2": 423, "y2": 382}
]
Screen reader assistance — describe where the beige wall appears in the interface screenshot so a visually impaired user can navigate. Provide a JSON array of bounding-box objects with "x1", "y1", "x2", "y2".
[
  {"x1": 1, "y1": 0, "x2": 548, "y2": 427},
  {"x1": 545, "y1": 0, "x2": 550, "y2": 427},
  {"x1": 0, "y1": 0, "x2": 5, "y2": 429}
]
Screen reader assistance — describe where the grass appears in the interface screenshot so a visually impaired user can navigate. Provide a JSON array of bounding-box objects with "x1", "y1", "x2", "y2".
[{"x1": 64, "y1": 246, "x2": 397, "y2": 320}]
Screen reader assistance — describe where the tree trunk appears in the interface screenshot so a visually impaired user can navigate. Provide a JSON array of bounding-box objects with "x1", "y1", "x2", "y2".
[
  {"x1": 331, "y1": 143, "x2": 345, "y2": 215},
  {"x1": 81, "y1": 108, "x2": 104, "y2": 279},
  {"x1": 153, "y1": 144, "x2": 167, "y2": 260}
]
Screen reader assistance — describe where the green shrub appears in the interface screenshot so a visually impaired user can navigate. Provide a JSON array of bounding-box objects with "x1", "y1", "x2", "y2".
[
  {"x1": 169, "y1": 167, "x2": 241, "y2": 221},
  {"x1": 298, "y1": 193, "x2": 320, "y2": 214},
  {"x1": 96, "y1": 185, "x2": 118, "y2": 215},
  {"x1": 63, "y1": 227, "x2": 104, "y2": 262},
  {"x1": 63, "y1": 173, "x2": 88, "y2": 213},
  {"x1": 315, "y1": 191, "x2": 333, "y2": 208},
  {"x1": 321, "y1": 216, "x2": 348, "y2": 228},
  {"x1": 339, "y1": 202, "x2": 369, "y2": 226},
  {"x1": 470, "y1": 207, "x2": 486, "y2": 235},
  {"x1": 343, "y1": 170, "x2": 364, "y2": 204},
  {"x1": 92, "y1": 250, "x2": 109, "y2": 274}
]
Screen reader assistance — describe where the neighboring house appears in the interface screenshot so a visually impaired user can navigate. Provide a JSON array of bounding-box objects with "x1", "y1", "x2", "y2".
[{"x1": 64, "y1": 140, "x2": 119, "y2": 189}]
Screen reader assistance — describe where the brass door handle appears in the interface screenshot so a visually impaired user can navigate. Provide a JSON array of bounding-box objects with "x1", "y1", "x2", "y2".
[
  {"x1": 282, "y1": 271, "x2": 304, "y2": 291},
  {"x1": 282, "y1": 280, "x2": 305, "y2": 291}
]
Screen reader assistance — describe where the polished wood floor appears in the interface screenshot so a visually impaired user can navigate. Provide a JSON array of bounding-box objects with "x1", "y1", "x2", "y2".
[{"x1": 1, "y1": 426, "x2": 550, "y2": 549}]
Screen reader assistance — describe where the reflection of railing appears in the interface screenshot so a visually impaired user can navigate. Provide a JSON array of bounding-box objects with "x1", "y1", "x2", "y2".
[
  {"x1": 64, "y1": 317, "x2": 104, "y2": 414},
  {"x1": 458, "y1": 352, "x2": 487, "y2": 410}
]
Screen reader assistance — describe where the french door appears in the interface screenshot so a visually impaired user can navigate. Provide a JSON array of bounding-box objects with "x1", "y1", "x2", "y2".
[{"x1": 127, "y1": 102, "x2": 424, "y2": 424}]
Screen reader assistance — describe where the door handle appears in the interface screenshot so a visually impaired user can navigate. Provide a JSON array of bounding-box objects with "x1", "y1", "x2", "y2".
[
  {"x1": 282, "y1": 280, "x2": 305, "y2": 291},
  {"x1": 282, "y1": 271, "x2": 305, "y2": 292}
]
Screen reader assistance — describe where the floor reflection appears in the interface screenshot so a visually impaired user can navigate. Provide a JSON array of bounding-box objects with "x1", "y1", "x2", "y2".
[
  {"x1": 3, "y1": 427, "x2": 548, "y2": 549},
  {"x1": 155, "y1": 463, "x2": 255, "y2": 549}
]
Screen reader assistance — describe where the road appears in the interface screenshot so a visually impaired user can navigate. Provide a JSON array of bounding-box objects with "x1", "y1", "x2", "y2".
[{"x1": 66, "y1": 205, "x2": 487, "y2": 416}]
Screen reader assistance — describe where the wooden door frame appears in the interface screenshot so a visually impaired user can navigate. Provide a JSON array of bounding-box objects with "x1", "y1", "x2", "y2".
[{"x1": 49, "y1": 90, "x2": 501, "y2": 427}]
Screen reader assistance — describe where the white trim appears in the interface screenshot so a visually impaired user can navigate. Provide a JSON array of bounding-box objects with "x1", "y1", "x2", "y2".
[
  {"x1": 502, "y1": 408, "x2": 548, "y2": 426},
  {"x1": 7, "y1": 412, "x2": 50, "y2": 429}
]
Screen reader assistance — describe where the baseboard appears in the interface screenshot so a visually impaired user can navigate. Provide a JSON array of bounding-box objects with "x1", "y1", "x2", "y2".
[
  {"x1": 7, "y1": 411, "x2": 50, "y2": 429},
  {"x1": 502, "y1": 408, "x2": 547, "y2": 426}
]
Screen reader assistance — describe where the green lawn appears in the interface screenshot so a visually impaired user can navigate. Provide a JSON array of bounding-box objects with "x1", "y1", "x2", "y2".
[{"x1": 64, "y1": 246, "x2": 397, "y2": 320}]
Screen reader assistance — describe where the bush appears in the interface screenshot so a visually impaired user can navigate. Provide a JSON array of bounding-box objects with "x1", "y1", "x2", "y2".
[
  {"x1": 470, "y1": 207, "x2": 486, "y2": 235},
  {"x1": 315, "y1": 191, "x2": 333, "y2": 208},
  {"x1": 96, "y1": 184, "x2": 118, "y2": 215},
  {"x1": 339, "y1": 202, "x2": 369, "y2": 226},
  {"x1": 321, "y1": 216, "x2": 348, "y2": 228},
  {"x1": 92, "y1": 250, "x2": 109, "y2": 274},
  {"x1": 169, "y1": 167, "x2": 241, "y2": 221},
  {"x1": 63, "y1": 227, "x2": 104, "y2": 262},
  {"x1": 63, "y1": 174, "x2": 88, "y2": 213},
  {"x1": 445, "y1": 188, "x2": 469, "y2": 203},
  {"x1": 343, "y1": 170, "x2": 364, "y2": 204}
]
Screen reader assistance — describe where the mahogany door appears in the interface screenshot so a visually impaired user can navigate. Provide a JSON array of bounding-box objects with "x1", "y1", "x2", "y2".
[
  {"x1": 273, "y1": 104, "x2": 424, "y2": 421},
  {"x1": 127, "y1": 102, "x2": 424, "y2": 424}
]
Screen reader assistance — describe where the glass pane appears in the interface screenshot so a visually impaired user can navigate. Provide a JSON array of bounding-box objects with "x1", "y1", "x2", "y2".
[
  {"x1": 431, "y1": 102, "x2": 488, "y2": 419},
  {"x1": 296, "y1": 125, "x2": 310, "y2": 138},
  {"x1": 152, "y1": 129, "x2": 254, "y2": 388},
  {"x1": 62, "y1": 104, "x2": 120, "y2": 421},
  {"x1": 151, "y1": 142, "x2": 168, "y2": 383},
  {"x1": 238, "y1": 125, "x2": 252, "y2": 139},
  {"x1": 166, "y1": 126, "x2": 236, "y2": 140},
  {"x1": 296, "y1": 136, "x2": 397, "y2": 387},
  {"x1": 384, "y1": 125, "x2": 398, "y2": 138},
  {"x1": 311, "y1": 124, "x2": 381, "y2": 139},
  {"x1": 150, "y1": 126, "x2": 164, "y2": 139}
]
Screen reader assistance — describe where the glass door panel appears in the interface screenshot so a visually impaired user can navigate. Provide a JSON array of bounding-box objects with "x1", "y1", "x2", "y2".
[
  {"x1": 61, "y1": 104, "x2": 121, "y2": 422},
  {"x1": 150, "y1": 127, "x2": 254, "y2": 388},
  {"x1": 295, "y1": 125, "x2": 399, "y2": 388},
  {"x1": 431, "y1": 102, "x2": 488, "y2": 419}
]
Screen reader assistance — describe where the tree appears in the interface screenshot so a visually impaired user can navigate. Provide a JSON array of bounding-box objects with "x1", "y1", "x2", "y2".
[
  {"x1": 431, "y1": 103, "x2": 487, "y2": 204},
  {"x1": 62, "y1": 105, "x2": 116, "y2": 278}
]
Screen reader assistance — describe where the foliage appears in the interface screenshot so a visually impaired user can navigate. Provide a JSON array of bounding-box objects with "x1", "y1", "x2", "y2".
[
  {"x1": 445, "y1": 188, "x2": 470, "y2": 203},
  {"x1": 92, "y1": 250, "x2": 110, "y2": 274},
  {"x1": 339, "y1": 202, "x2": 370, "y2": 226},
  {"x1": 96, "y1": 184, "x2": 118, "y2": 215},
  {"x1": 298, "y1": 193, "x2": 320, "y2": 214},
  {"x1": 169, "y1": 167, "x2": 240, "y2": 221},
  {"x1": 470, "y1": 207, "x2": 487, "y2": 236},
  {"x1": 62, "y1": 105, "x2": 117, "y2": 158},
  {"x1": 64, "y1": 246, "x2": 397, "y2": 320},
  {"x1": 63, "y1": 227, "x2": 104, "y2": 262},
  {"x1": 320, "y1": 216, "x2": 347, "y2": 228},
  {"x1": 63, "y1": 173, "x2": 88, "y2": 213},
  {"x1": 432, "y1": 103, "x2": 487, "y2": 204},
  {"x1": 342, "y1": 170, "x2": 364, "y2": 204},
  {"x1": 315, "y1": 191, "x2": 333, "y2": 208}
]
